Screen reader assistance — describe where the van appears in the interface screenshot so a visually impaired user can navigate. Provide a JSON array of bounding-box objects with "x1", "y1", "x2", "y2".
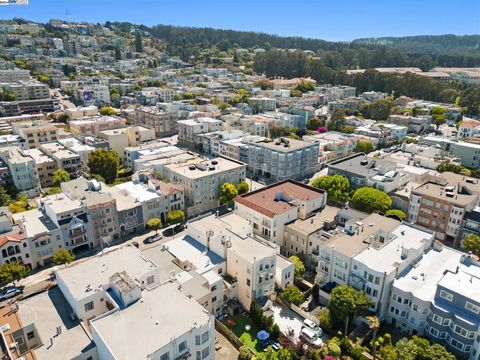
[
  {"x1": 300, "y1": 327, "x2": 323, "y2": 347},
  {"x1": 303, "y1": 318, "x2": 323, "y2": 337}
]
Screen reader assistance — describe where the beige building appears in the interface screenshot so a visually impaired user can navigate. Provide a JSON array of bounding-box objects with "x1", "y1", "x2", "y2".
[
  {"x1": 178, "y1": 117, "x2": 223, "y2": 147},
  {"x1": 69, "y1": 115, "x2": 127, "y2": 136},
  {"x1": 13, "y1": 121, "x2": 60, "y2": 149},
  {"x1": 24, "y1": 148, "x2": 57, "y2": 188},
  {"x1": 5, "y1": 82, "x2": 50, "y2": 101},
  {"x1": 234, "y1": 180, "x2": 327, "y2": 246},
  {"x1": 65, "y1": 105, "x2": 98, "y2": 119},
  {"x1": 97, "y1": 125, "x2": 155, "y2": 159},
  {"x1": 158, "y1": 156, "x2": 246, "y2": 216},
  {"x1": 39, "y1": 142, "x2": 81, "y2": 179},
  {"x1": 132, "y1": 106, "x2": 178, "y2": 137}
]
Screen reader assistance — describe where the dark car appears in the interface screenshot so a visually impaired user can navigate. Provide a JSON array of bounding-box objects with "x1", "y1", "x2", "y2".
[
  {"x1": 0, "y1": 287, "x2": 22, "y2": 301},
  {"x1": 132, "y1": 241, "x2": 140, "y2": 248}
]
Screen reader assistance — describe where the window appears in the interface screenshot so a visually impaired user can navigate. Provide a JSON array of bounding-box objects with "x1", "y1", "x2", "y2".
[
  {"x1": 27, "y1": 331, "x2": 35, "y2": 340},
  {"x1": 439, "y1": 332, "x2": 447, "y2": 340},
  {"x1": 84, "y1": 301, "x2": 94, "y2": 312},
  {"x1": 202, "y1": 346, "x2": 210, "y2": 359},
  {"x1": 161, "y1": 352, "x2": 170, "y2": 360},
  {"x1": 450, "y1": 338, "x2": 464, "y2": 351},
  {"x1": 196, "y1": 335, "x2": 201, "y2": 346},
  {"x1": 432, "y1": 314, "x2": 443, "y2": 325},
  {"x1": 443, "y1": 319, "x2": 451, "y2": 327},
  {"x1": 196, "y1": 351, "x2": 201, "y2": 360},
  {"x1": 429, "y1": 327, "x2": 439, "y2": 338},
  {"x1": 246, "y1": 279, "x2": 250, "y2": 287},
  {"x1": 465, "y1": 301, "x2": 480, "y2": 314},
  {"x1": 179, "y1": 341, "x2": 187, "y2": 353},
  {"x1": 201, "y1": 331, "x2": 209, "y2": 344},
  {"x1": 454, "y1": 325, "x2": 468, "y2": 338},
  {"x1": 439, "y1": 290, "x2": 453, "y2": 301},
  {"x1": 147, "y1": 276, "x2": 154, "y2": 285},
  {"x1": 413, "y1": 304, "x2": 418, "y2": 312}
]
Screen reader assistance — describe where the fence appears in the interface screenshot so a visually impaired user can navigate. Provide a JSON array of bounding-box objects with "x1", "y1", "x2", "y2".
[{"x1": 214, "y1": 319, "x2": 256, "y2": 356}]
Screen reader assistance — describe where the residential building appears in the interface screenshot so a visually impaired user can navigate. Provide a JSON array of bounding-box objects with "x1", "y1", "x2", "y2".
[
  {"x1": 244, "y1": 137, "x2": 320, "y2": 183},
  {"x1": 3, "y1": 82, "x2": 50, "y2": 101},
  {"x1": 158, "y1": 156, "x2": 246, "y2": 216},
  {"x1": 13, "y1": 121, "x2": 60, "y2": 149},
  {"x1": 73, "y1": 84, "x2": 110, "y2": 105},
  {"x1": 387, "y1": 115, "x2": 432, "y2": 134},
  {"x1": 24, "y1": 148, "x2": 57, "y2": 188},
  {"x1": 328, "y1": 153, "x2": 410, "y2": 193},
  {"x1": 69, "y1": 115, "x2": 127, "y2": 136},
  {"x1": 407, "y1": 172, "x2": 480, "y2": 247},
  {"x1": 249, "y1": 97, "x2": 277, "y2": 113},
  {"x1": 132, "y1": 106, "x2": 178, "y2": 137},
  {"x1": 178, "y1": 117, "x2": 223, "y2": 147},
  {"x1": 270, "y1": 77, "x2": 316, "y2": 90},
  {"x1": 0, "y1": 69, "x2": 30, "y2": 82},
  {"x1": 235, "y1": 179, "x2": 326, "y2": 245},
  {"x1": 61, "y1": 178, "x2": 119, "y2": 245},
  {"x1": 0, "y1": 146, "x2": 40, "y2": 195},
  {"x1": 420, "y1": 136, "x2": 480, "y2": 168},
  {"x1": 0, "y1": 98, "x2": 60, "y2": 116},
  {"x1": 388, "y1": 245, "x2": 480, "y2": 359},
  {"x1": 123, "y1": 141, "x2": 181, "y2": 170},
  {"x1": 58, "y1": 137, "x2": 96, "y2": 171},
  {"x1": 39, "y1": 142, "x2": 82, "y2": 179},
  {"x1": 97, "y1": 125, "x2": 155, "y2": 158},
  {"x1": 303, "y1": 131, "x2": 360, "y2": 163},
  {"x1": 65, "y1": 105, "x2": 98, "y2": 119}
]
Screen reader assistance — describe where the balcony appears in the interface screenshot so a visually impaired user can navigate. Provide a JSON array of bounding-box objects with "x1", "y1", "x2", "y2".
[{"x1": 176, "y1": 351, "x2": 191, "y2": 360}]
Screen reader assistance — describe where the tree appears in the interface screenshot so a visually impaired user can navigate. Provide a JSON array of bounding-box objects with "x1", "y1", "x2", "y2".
[
  {"x1": 166, "y1": 210, "x2": 184, "y2": 224},
  {"x1": 53, "y1": 249, "x2": 75, "y2": 266},
  {"x1": 351, "y1": 187, "x2": 392, "y2": 214},
  {"x1": 328, "y1": 285, "x2": 372, "y2": 331},
  {"x1": 87, "y1": 149, "x2": 120, "y2": 184},
  {"x1": 52, "y1": 169, "x2": 70, "y2": 187},
  {"x1": 135, "y1": 31, "x2": 143, "y2": 53},
  {"x1": 307, "y1": 117, "x2": 323, "y2": 131},
  {"x1": 430, "y1": 106, "x2": 446, "y2": 128},
  {"x1": 361, "y1": 98, "x2": 393, "y2": 120},
  {"x1": 318, "y1": 308, "x2": 333, "y2": 329},
  {"x1": 328, "y1": 108, "x2": 346, "y2": 132},
  {"x1": 0, "y1": 262, "x2": 29, "y2": 286},
  {"x1": 311, "y1": 174, "x2": 351, "y2": 203},
  {"x1": 0, "y1": 187, "x2": 12, "y2": 207},
  {"x1": 281, "y1": 285, "x2": 304, "y2": 305},
  {"x1": 146, "y1": 218, "x2": 162, "y2": 234},
  {"x1": 220, "y1": 183, "x2": 238, "y2": 204},
  {"x1": 355, "y1": 141, "x2": 374, "y2": 154},
  {"x1": 385, "y1": 209, "x2": 406, "y2": 221},
  {"x1": 437, "y1": 161, "x2": 471, "y2": 176},
  {"x1": 8, "y1": 193, "x2": 32, "y2": 214},
  {"x1": 462, "y1": 233, "x2": 480, "y2": 257},
  {"x1": 236, "y1": 181, "x2": 249, "y2": 195},
  {"x1": 289, "y1": 255, "x2": 305, "y2": 277},
  {"x1": 239, "y1": 345, "x2": 253, "y2": 360},
  {"x1": 99, "y1": 107, "x2": 118, "y2": 116},
  {"x1": 367, "y1": 316, "x2": 380, "y2": 360},
  {"x1": 294, "y1": 81, "x2": 315, "y2": 93}
]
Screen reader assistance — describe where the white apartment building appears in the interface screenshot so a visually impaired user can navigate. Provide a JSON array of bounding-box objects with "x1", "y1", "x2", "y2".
[
  {"x1": 0, "y1": 69, "x2": 30, "y2": 82},
  {"x1": 178, "y1": 118, "x2": 223, "y2": 147},
  {"x1": 65, "y1": 105, "x2": 99, "y2": 119},
  {"x1": 69, "y1": 115, "x2": 127, "y2": 136},
  {"x1": 0, "y1": 146, "x2": 40, "y2": 195}
]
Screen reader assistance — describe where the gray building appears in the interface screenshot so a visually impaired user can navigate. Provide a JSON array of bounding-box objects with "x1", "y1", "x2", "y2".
[{"x1": 244, "y1": 137, "x2": 320, "y2": 183}]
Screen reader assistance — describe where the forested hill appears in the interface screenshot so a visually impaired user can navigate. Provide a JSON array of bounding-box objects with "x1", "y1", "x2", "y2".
[{"x1": 353, "y1": 35, "x2": 480, "y2": 57}]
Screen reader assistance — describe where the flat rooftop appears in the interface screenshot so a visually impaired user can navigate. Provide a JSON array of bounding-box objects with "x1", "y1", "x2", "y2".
[
  {"x1": 235, "y1": 179, "x2": 325, "y2": 218},
  {"x1": 18, "y1": 288, "x2": 95, "y2": 360},
  {"x1": 115, "y1": 181, "x2": 160, "y2": 202},
  {"x1": 163, "y1": 156, "x2": 246, "y2": 179},
  {"x1": 55, "y1": 246, "x2": 157, "y2": 300},
  {"x1": 91, "y1": 282, "x2": 211, "y2": 360},
  {"x1": 42, "y1": 193, "x2": 83, "y2": 214},
  {"x1": 164, "y1": 236, "x2": 224, "y2": 275},
  {"x1": 13, "y1": 209, "x2": 59, "y2": 238},
  {"x1": 287, "y1": 205, "x2": 340, "y2": 235},
  {"x1": 250, "y1": 137, "x2": 316, "y2": 152}
]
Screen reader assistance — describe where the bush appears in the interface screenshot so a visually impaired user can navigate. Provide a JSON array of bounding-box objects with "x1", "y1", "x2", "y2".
[
  {"x1": 281, "y1": 285, "x2": 304, "y2": 305},
  {"x1": 166, "y1": 210, "x2": 185, "y2": 224},
  {"x1": 351, "y1": 187, "x2": 392, "y2": 214},
  {"x1": 239, "y1": 345, "x2": 253, "y2": 360},
  {"x1": 327, "y1": 343, "x2": 341, "y2": 357},
  {"x1": 385, "y1": 209, "x2": 406, "y2": 221},
  {"x1": 318, "y1": 308, "x2": 333, "y2": 329}
]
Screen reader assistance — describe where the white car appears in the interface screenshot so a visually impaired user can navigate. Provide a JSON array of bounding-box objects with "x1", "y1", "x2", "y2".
[
  {"x1": 303, "y1": 318, "x2": 323, "y2": 337},
  {"x1": 300, "y1": 327, "x2": 323, "y2": 347}
]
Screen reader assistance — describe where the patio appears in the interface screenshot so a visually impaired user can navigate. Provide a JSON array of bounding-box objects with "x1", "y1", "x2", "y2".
[{"x1": 224, "y1": 314, "x2": 263, "y2": 353}]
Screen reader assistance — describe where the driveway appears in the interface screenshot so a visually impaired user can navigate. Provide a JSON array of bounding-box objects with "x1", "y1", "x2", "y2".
[{"x1": 270, "y1": 303, "x2": 304, "y2": 340}]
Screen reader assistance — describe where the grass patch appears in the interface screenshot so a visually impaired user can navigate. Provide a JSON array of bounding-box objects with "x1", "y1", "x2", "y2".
[{"x1": 225, "y1": 314, "x2": 263, "y2": 353}]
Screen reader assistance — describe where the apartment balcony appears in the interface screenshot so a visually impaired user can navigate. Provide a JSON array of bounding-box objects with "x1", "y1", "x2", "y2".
[{"x1": 175, "y1": 351, "x2": 191, "y2": 360}]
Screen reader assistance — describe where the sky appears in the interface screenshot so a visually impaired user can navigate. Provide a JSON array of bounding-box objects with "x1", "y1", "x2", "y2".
[{"x1": 0, "y1": 0, "x2": 479, "y2": 41}]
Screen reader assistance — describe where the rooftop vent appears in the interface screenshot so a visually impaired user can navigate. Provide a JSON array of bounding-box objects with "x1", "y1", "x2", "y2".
[{"x1": 211, "y1": 160, "x2": 218, "y2": 165}]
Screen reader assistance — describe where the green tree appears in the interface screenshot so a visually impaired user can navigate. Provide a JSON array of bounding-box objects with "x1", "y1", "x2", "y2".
[
  {"x1": 134, "y1": 31, "x2": 143, "y2": 53},
  {"x1": 289, "y1": 255, "x2": 305, "y2": 277},
  {"x1": 311, "y1": 174, "x2": 351, "y2": 203},
  {"x1": 99, "y1": 107, "x2": 118, "y2": 116},
  {"x1": 281, "y1": 285, "x2": 304, "y2": 305},
  {"x1": 318, "y1": 308, "x2": 333, "y2": 329},
  {"x1": 437, "y1": 161, "x2": 471, "y2": 176},
  {"x1": 87, "y1": 149, "x2": 120, "y2": 184},
  {"x1": 269, "y1": 125, "x2": 292, "y2": 138},
  {"x1": 166, "y1": 210, "x2": 185, "y2": 224},
  {"x1": 328, "y1": 108, "x2": 346, "y2": 132},
  {"x1": 52, "y1": 169, "x2": 70, "y2": 187},
  {"x1": 236, "y1": 181, "x2": 249, "y2": 195},
  {"x1": 220, "y1": 183, "x2": 238, "y2": 204},
  {"x1": 351, "y1": 187, "x2": 392, "y2": 214},
  {"x1": 239, "y1": 345, "x2": 253, "y2": 360},
  {"x1": 367, "y1": 316, "x2": 380, "y2": 360},
  {"x1": 361, "y1": 98, "x2": 393, "y2": 120},
  {"x1": 328, "y1": 285, "x2": 372, "y2": 331},
  {"x1": 355, "y1": 141, "x2": 374, "y2": 154},
  {"x1": 385, "y1": 209, "x2": 406, "y2": 221},
  {"x1": 0, "y1": 262, "x2": 29, "y2": 286},
  {"x1": 8, "y1": 193, "x2": 32, "y2": 214},
  {"x1": 146, "y1": 218, "x2": 162, "y2": 234},
  {"x1": 0, "y1": 187, "x2": 12, "y2": 207},
  {"x1": 294, "y1": 81, "x2": 315, "y2": 93},
  {"x1": 462, "y1": 233, "x2": 480, "y2": 257},
  {"x1": 53, "y1": 248, "x2": 75, "y2": 266},
  {"x1": 430, "y1": 106, "x2": 446, "y2": 128},
  {"x1": 307, "y1": 117, "x2": 323, "y2": 131}
]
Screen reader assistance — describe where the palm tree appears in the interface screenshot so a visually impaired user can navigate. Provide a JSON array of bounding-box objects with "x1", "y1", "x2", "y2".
[{"x1": 367, "y1": 315, "x2": 380, "y2": 360}]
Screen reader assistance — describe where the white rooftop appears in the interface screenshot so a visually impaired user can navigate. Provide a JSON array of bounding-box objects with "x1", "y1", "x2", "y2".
[
  {"x1": 90, "y1": 282, "x2": 212, "y2": 360},
  {"x1": 115, "y1": 181, "x2": 160, "y2": 202},
  {"x1": 55, "y1": 246, "x2": 157, "y2": 300}
]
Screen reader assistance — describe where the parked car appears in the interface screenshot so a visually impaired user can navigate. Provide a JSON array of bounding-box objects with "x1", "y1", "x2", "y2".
[
  {"x1": 300, "y1": 327, "x2": 323, "y2": 347},
  {"x1": 303, "y1": 318, "x2": 323, "y2": 337},
  {"x1": 268, "y1": 339, "x2": 280, "y2": 350},
  {"x1": 144, "y1": 234, "x2": 162, "y2": 244},
  {"x1": 0, "y1": 287, "x2": 22, "y2": 301}
]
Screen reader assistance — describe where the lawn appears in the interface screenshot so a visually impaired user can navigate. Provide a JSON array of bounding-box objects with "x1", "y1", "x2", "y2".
[{"x1": 226, "y1": 314, "x2": 263, "y2": 353}]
